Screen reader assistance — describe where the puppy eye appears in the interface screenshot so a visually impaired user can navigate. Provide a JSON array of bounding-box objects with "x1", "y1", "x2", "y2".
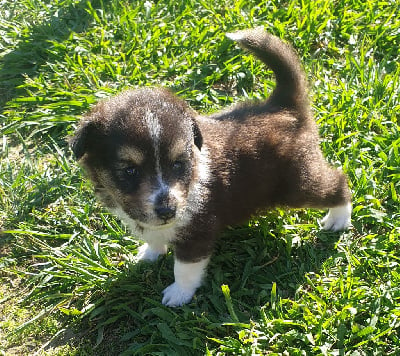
[
  {"x1": 125, "y1": 167, "x2": 138, "y2": 177},
  {"x1": 172, "y1": 160, "x2": 184, "y2": 171}
]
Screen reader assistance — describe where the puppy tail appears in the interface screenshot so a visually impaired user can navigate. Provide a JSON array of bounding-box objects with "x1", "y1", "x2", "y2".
[{"x1": 226, "y1": 28, "x2": 308, "y2": 113}]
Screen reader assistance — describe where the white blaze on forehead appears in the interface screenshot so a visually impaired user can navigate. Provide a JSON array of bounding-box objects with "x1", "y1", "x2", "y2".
[
  {"x1": 144, "y1": 109, "x2": 161, "y2": 141},
  {"x1": 144, "y1": 109, "x2": 162, "y2": 177}
]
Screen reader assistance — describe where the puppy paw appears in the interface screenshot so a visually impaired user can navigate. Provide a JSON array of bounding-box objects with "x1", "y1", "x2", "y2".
[
  {"x1": 321, "y1": 203, "x2": 352, "y2": 231},
  {"x1": 136, "y1": 243, "x2": 167, "y2": 262},
  {"x1": 162, "y1": 282, "x2": 195, "y2": 307}
]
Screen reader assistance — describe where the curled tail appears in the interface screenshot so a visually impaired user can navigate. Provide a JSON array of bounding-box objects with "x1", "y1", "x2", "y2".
[{"x1": 226, "y1": 28, "x2": 309, "y2": 113}]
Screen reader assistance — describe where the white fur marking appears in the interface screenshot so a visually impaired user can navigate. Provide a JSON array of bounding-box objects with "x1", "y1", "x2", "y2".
[
  {"x1": 321, "y1": 202, "x2": 352, "y2": 231},
  {"x1": 225, "y1": 32, "x2": 245, "y2": 42},
  {"x1": 162, "y1": 257, "x2": 210, "y2": 307},
  {"x1": 148, "y1": 178, "x2": 169, "y2": 205},
  {"x1": 136, "y1": 242, "x2": 167, "y2": 262},
  {"x1": 111, "y1": 206, "x2": 178, "y2": 243},
  {"x1": 144, "y1": 110, "x2": 162, "y2": 176},
  {"x1": 144, "y1": 110, "x2": 161, "y2": 142},
  {"x1": 179, "y1": 143, "x2": 211, "y2": 224}
]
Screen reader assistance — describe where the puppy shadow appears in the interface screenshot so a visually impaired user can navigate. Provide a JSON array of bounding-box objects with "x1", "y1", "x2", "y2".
[
  {"x1": 197, "y1": 216, "x2": 344, "y2": 319},
  {"x1": 82, "y1": 217, "x2": 342, "y2": 323}
]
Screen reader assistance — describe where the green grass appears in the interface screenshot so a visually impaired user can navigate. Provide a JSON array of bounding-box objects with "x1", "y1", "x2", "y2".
[{"x1": 1, "y1": 0, "x2": 399, "y2": 354}]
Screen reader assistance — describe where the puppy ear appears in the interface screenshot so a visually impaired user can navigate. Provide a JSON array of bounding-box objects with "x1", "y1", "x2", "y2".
[
  {"x1": 69, "y1": 121, "x2": 101, "y2": 160},
  {"x1": 192, "y1": 120, "x2": 203, "y2": 151}
]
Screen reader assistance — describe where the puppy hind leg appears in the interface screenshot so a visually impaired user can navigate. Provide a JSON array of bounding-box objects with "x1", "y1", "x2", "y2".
[
  {"x1": 318, "y1": 172, "x2": 352, "y2": 231},
  {"x1": 298, "y1": 168, "x2": 352, "y2": 231}
]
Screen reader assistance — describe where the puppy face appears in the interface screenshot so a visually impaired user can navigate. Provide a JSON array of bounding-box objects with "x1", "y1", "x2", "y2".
[{"x1": 71, "y1": 88, "x2": 203, "y2": 229}]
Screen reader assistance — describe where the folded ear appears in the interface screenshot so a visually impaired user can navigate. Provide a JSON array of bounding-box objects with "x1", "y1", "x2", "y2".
[
  {"x1": 69, "y1": 120, "x2": 102, "y2": 160},
  {"x1": 192, "y1": 119, "x2": 203, "y2": 151}
]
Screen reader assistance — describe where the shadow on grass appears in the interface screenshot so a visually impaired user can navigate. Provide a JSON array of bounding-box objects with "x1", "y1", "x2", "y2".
[
  {"x1": 0, "y1": 0, "x2": 105, "y2": 109},
  {"x1": 42, "y1": 217, "x2": 343, "y2": 354}
]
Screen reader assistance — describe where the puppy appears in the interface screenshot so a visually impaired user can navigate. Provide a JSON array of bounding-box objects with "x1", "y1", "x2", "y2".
[{"x1": 70, "y1": 28, "x2": 351, "y2": 307}]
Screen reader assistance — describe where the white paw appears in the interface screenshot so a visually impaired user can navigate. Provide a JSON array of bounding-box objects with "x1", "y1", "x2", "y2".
[
  {"x1": 136, "y1": 243, "x2": 167, "y2": 262},
  {"x1": 162, "y1": 282, "x2": 196, "y2": 307},
  {"x1": 321, "y1": 203, "x2": 352, "y2": 231},
  {"x1": 226, "y1": 31, "x2": 245, "y2": 42}
]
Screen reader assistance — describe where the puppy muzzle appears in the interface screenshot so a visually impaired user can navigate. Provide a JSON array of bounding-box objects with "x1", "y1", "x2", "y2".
[
  {"x1": 155, "y1": 206, "x2": 176, "y2": 222},
  {"x1": 154, "y1": 190, "x2": 177, "y2": 224}
]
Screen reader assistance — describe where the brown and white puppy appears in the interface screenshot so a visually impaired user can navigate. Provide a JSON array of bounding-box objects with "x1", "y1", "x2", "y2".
[{"x1": 70, "y1": 28, "x2": 351, "y2": 307}]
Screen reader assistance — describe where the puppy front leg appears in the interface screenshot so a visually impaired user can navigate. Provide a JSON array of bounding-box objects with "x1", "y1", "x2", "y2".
[
  {"x1": 321, "y1": 202, "x2": 352, "y2": 231},
  {"x1": 162, "y1": 257, "x2": 210, "y2": 307},
  {"x1": 137, "y1": 242, "x2": 168, "y2": 262}
]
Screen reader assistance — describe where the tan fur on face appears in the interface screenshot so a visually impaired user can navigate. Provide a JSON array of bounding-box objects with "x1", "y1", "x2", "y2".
[
  {"x1": 116, "y1": 146, "x2": 145, "y2": 167},
  {"x1": 169, "y1": 139, "x2": 190, "y2": 162}
]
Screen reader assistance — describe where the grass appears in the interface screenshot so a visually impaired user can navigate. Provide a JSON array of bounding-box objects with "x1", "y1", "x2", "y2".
[{"x1": 1, "y1": 0, "x2": 399, "y2": 354}]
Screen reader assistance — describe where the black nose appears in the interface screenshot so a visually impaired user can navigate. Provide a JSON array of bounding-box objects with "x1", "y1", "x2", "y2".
[{"x1": 155, "y1": 206, "x2": 176, "y2": 221}]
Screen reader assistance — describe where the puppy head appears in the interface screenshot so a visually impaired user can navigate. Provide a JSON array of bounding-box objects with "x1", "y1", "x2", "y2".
[{"x1": 71, "y1": 88, "x2": 203, "y2": 229}]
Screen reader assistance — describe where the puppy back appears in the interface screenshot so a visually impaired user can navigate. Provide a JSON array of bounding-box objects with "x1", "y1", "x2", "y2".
[{"x1": 227, "y1": 28, "x2": 309, "y2": 115}]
